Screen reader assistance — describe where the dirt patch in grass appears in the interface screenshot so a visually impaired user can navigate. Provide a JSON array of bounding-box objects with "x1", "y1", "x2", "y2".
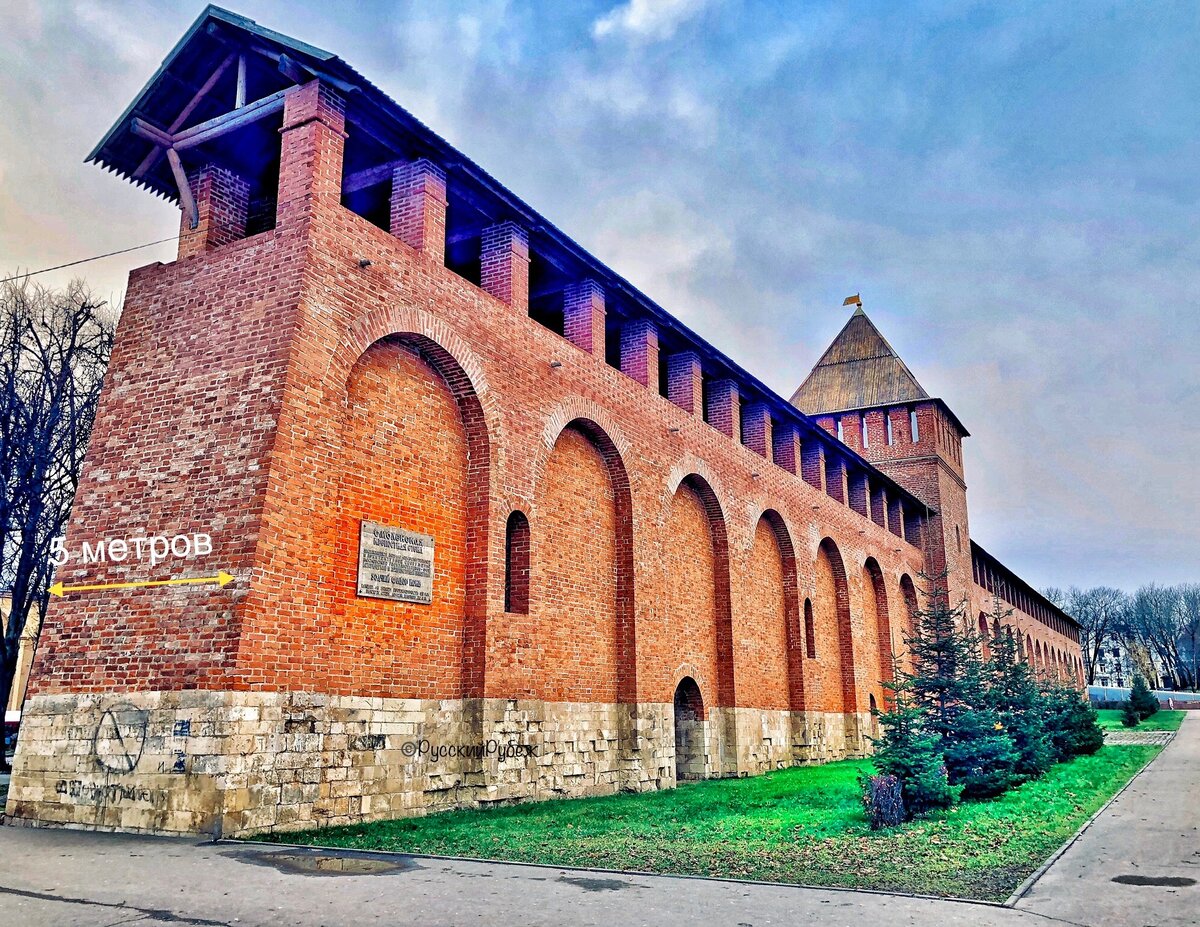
[{"x1": 264, "y1": 745, "x2": 1160, "y2": 901}]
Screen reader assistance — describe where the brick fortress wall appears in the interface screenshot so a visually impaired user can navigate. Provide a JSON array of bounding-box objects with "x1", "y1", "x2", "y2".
[{"x1": 6, "y1": 77, "x2": 1082, "y2": 835}]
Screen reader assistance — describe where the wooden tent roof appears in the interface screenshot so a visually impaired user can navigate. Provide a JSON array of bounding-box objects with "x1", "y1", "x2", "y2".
[
  {"x1": 791, "y1": 308, "x2": 930, "y2": 411},
  {"x1": 790, "y1": 308, "x2": 969, "y2": 435}
]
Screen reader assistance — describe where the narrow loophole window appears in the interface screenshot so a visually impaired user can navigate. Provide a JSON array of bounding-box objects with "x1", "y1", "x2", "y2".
[{"x1": 504, "y1": 511, "x2": 530, "y2": 614}]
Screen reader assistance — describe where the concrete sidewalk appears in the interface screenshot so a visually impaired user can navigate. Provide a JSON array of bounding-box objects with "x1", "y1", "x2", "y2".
[
  {"x1": 0, "y1": 719, "x2": 1194, "y2": 927},
  {"x1": 0, "y1": 827, "x2": 1047, "y2": 927},
  {"x1": 1013, "y1": 712, "x2": 1199, "y2": 927}
]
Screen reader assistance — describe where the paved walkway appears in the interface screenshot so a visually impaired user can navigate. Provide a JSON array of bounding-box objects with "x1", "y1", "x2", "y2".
[
  {"x1": 1103, "y1": 729, "x2": 1175, "y2": 746},
  {"x1": 1014, "y1": 713, "x2": 1199, "y2": 927},
  {"x1": 0, "y1": 718, "x2": 1194, "y2": 927}
]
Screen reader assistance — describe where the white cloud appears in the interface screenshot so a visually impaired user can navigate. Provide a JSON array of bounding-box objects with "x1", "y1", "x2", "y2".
[{"x1": 592, "y1": 0, "x2": 706, "y2": 43}]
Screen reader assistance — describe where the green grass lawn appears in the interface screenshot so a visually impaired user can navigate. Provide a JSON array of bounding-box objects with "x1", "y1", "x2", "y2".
[
  {"x1": 267, "y1": 745, "x2": 1159, "y2": 900},
  {"x1": 1095, "y1": 709, "x2": 1186, "y2": 731}
]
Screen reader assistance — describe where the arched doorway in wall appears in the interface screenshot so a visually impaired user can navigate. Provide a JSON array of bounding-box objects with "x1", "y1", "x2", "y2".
[{"x1": 673, "y1": 676, "x2": 706, "y2": 781}]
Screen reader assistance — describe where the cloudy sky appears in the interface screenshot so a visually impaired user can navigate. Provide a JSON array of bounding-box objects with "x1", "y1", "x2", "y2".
[{"x1": 2, "y1": 0, "x2": 1197, "y2": 591}]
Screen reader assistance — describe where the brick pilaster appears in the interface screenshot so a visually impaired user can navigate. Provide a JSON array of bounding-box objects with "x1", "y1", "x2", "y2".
[
  {"x1": 847, "y1": 469, "x2": 869, "y2": 518},
  {"x1": 563, "y1": 279, "x2": 606, "y2": 356},
  {"x1": 871, "y1": 484, "x2": 888, "y2": 529},
  {"x1": 801, "y1": 440, "x2": 825, "y2": 491},
  {"x1": 390, "y1": 159, "x2": 447, "y2": 262},
  {"x1": 666, "y1": 352, "x2": 702, "y2": 415},
  {"x1": 825, "y1": 454, "x2": 847, "y2": 504},
  {"x1": 706, "y1": 379, "x2": 740, "y2": 439},
  {"x1": 481, "y1": 222, "x2": 529, "y2": 311},
  {"x1": 276, "y1": 79, "x2": 346, "y2": 229},
  {"x1": 620, "y1": 319, "x2": 659, "y2": 388},
  {"x1": 772, "y1": 423, "x2": 802, "y2": 474},
  {"x1": 888, "y1": 496, "x2": 905, "y2": 539},
  {"x1": 178, "y1": 164, "x2": 249, "y2": 260},
  {"x1": 742, "y1": 402, "x2": 772, "y2": 457}
]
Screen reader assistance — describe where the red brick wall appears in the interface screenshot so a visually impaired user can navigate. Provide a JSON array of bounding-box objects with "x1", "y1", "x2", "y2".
[
  {"x1": 659, "y1": 481, "x2": 721, "y2": 710},
  {"x1": 734, "y1": 518, "x2": 790, "y2": 711},
  {"x1": 529, "y1": 426, "x2": 618, "y2": 703},
  {"x1": 31, "y1": 79, "x2": 936, "y2": 720}
]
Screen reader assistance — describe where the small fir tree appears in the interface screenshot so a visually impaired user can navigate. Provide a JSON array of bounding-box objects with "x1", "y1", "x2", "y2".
[
  {"x1": 1129, "y1": 676, "x2": 1159, "y2": 720},
  {"x1": 1042, "y1": 683, "x2": 1105, "y2": 760},
  {"x1": 1120, "y1": 699, "x2": 1141, "y2": 727},
  {"x1": 942, "y1": 706, "x2": 1020, "y2": 798}
]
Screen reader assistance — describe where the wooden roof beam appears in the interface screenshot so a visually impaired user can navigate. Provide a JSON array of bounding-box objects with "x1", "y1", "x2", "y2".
[{"x1": 133, "y1": 52, "x2": 236, "y2": 179}]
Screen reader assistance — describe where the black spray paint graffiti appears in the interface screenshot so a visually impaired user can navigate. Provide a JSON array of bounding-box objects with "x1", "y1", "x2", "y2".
[
  {"x1": 92, "y1": 705, "x2": 149, "y2": 773},
  {"x1": 55, "y1": 779, "x2": 165, "y2": 807}
]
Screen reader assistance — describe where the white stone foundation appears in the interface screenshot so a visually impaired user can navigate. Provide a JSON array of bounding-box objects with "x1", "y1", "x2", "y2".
[{"x1": 5, "y1": 691, "x2": 874, "y2": 835}]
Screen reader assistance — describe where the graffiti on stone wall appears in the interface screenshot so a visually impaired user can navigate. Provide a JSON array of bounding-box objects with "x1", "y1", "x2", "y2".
[
  {"x1": 92, "y1": 705, "x2": 149, "y2": 773},
  {"x1": 56, "y1": 779, "x2": 165, "y2": 807}
]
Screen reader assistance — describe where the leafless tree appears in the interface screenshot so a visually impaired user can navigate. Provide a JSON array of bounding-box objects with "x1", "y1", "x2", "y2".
[
  {"x1": 1176, "y1": 584, "x2": 1200, "y2": 690},
  {"x1": 0, "y1": 279, "x2": 115, "y2": 767},
  {"x1": 1058, "y1": 586, "x2": 1130, "y2": 685},
  {"x1": 1122, "y1": 584, "x2": 1185, "y2": 689}
]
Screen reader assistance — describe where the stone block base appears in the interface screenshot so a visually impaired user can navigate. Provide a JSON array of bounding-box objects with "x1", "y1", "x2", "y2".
[{"x1": 5, "y1": 691, "x2": 874, "y2": 835}]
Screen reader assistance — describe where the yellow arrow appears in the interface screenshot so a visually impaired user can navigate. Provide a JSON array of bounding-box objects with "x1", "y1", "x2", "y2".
[{"x1": 50, "y1": 571, "x2": 234, "y2": 597}]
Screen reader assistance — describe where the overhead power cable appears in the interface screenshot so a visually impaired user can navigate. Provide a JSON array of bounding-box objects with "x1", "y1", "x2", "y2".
[{"x1": 0, "y1": 237, "x2": 178, "y2": 285}]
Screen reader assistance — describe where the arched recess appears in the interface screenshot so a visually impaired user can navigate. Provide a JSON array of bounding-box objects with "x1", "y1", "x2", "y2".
[
  {"x1": 899, "y1": 574, "x2": 918, "y2": 635},
  {"x1": 978, "y1": 613, "x2": 991, "y2": 660},
  {"x1": 337, "y1": 333, "x2": 490, "y2": 698},
  {"x1": 1035, "y1": 640, "x2": 1044, "y2": 675},
  {"x1": 681, "y1": 477, "x2": 734, "y2": 710},
  {"x1": 746, "y1": 510, "x2": 803, "y2": 712},
  {"x1": 815, "y1": 538, "x2": 855, "y2": 714},
  {"x1": 863, "y1": 557, "x2": 894, "y2": 708},
  {"x1": 665, "y1": 474, "x2": 734, "y2": 709},
  {"x1": 535, "y1": 418, "x2": 636, "y2": 704},
  {"x1": 1025, "y1": 633, "x2": 1034, "y2": 664}
]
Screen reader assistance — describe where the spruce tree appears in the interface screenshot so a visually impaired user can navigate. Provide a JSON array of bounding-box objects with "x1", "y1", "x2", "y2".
[
  {"x1": 983, "y1": 601, "x2": 1054, "y2": 782},
  {"x1": 1129, "y1": 675, "x2": 1159, "y2": 720},
  {"x1": 890, "y1": 574, "x2": 1017, "y2": 800},
  {"x1": 872, "y1": 684, "x2": 959, "y2": 817}
]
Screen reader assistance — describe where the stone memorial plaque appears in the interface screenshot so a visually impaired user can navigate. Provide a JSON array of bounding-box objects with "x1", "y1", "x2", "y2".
[{"x1": 356, "y1": 521, "x2": 435, "y2": 604}]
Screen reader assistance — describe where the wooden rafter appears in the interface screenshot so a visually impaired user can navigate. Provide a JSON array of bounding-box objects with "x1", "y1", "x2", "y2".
[
  {"x1": 133, "y1": 53, "x2": 236, "y2": 179},
  {"x1": 165, "y1": 148, "x2": 197, "y2": 229},
  {"x1": 131, "y1": 85, "x2": 290, "y2": 228},
  {"x1": 342, "y1": 159, "x2": 405, "y2": 195}
]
